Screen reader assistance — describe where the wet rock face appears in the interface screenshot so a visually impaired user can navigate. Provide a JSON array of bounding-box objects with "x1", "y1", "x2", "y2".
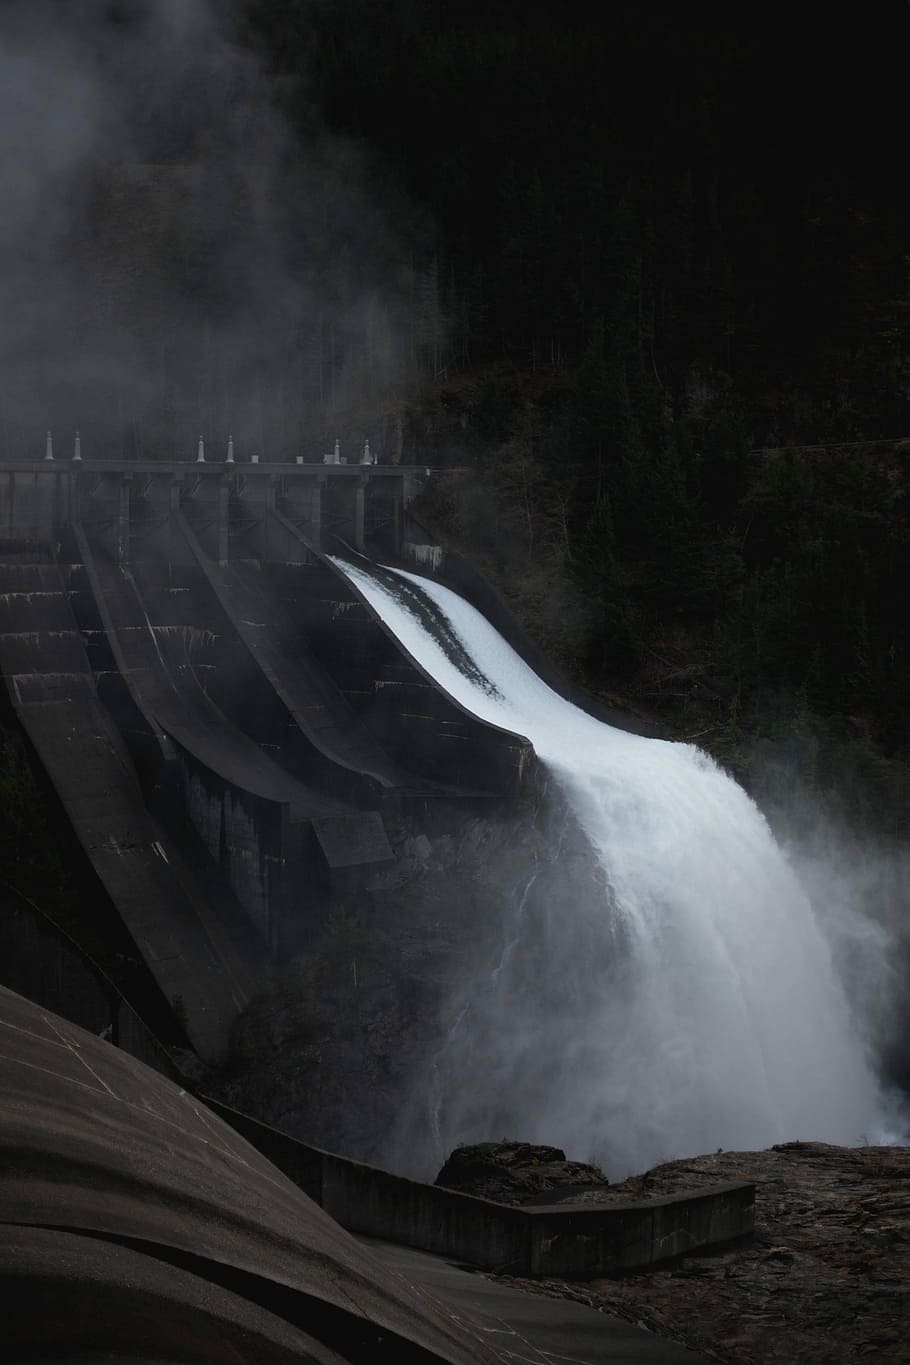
[
  {"x1": 434, "y1": 1141, "x2": 609, "y2": 1205},
  {"x1": 505, "y1": 1141, "x2": 910, "y2": 1365}
]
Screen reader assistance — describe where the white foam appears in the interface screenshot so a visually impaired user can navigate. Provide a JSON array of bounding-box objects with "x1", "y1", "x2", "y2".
[{"x1": 334, "y1": 557, "x2": 894, "y2": 1174}]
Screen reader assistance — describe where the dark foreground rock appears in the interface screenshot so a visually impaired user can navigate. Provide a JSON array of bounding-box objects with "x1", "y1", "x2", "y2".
[
  {"x1": 500, "y1": 1142, "x2": 910, "y2": 1363},
  {"x1": 435, "y1": 1140, "x2": 609, "y2": 1205}
]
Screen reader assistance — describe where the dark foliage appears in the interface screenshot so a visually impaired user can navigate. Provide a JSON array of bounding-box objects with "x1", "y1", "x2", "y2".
[
  {"x1": 248, "y1": 3, "x2": 910, "y2": 434},
  {"x1": 244, "y1": 3, "x2": 910, "y2": 793}
]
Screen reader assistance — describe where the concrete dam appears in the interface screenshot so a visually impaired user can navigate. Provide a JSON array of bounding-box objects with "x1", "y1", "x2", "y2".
[{"x1": 0, "y1": 454, "x2": 534, "y2": 1062}]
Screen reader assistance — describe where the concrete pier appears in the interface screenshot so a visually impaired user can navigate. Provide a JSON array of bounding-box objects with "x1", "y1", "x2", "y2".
[{"x1": 0, "y1": 457, "x2": 427, "y2": 563}]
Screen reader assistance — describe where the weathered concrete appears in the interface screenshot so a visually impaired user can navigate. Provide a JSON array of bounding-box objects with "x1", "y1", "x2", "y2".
[
  {"x1": 365, "y1": 1240, "x2": 711, "y2": 1363},
  {"x1": 0, "y1": 456, "x2": 539, "y2": 1059},
  {"x1": 0, "y1": 457, "x2": 535, "y2": 800},
  {"x1": 0, "y1": 892, "x2": 180, "y2": 1081},
  {"x1": 73, "y1": 517, "x2": 386, "y2": 948},
  {"x1": 0, "y1": 987, "x2": 508, "y2": 1365},
  {"x1": 0, "y1": 551, "x2": 254, "y2": 1061},
  {"x1": 203, "y1": 1101, "x2": 756, "y2": 1279},
  {"x1": 177, "y1": 508, "x2": 415, "y2": 800},
  {"x1": 182, "y1": 503, "x2": 534, "y2": 799},
  {"x1": 525, "y1": 1185, "x2": 756, "y2": 1277},
  {"x1": 0, "y1": 465, "x2": 69, "y2": 541},
  {"x1": 0, "y1": 455, "x2": 424, "y2": 561}
]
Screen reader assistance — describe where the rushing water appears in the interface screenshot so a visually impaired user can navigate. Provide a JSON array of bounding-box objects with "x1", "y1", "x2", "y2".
[{"x1": 333, "y1": 556, "x2": 894, "y2": 1175}]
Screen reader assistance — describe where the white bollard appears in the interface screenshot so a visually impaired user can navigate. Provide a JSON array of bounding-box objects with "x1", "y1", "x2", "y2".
[
  {"x1": 333, "y1": 438, "x2": 341, "y2": 465},
  {"x1": 44, "y1": 431, "x2": 54, "y2": 461},
  {"x1": 73, "y1": 431, "x2": 82, "y2": 462},
  {"x1": 226, "y1": 435, "x2": 234, "y2": 463},
  {"x1": 196, "y1": 435, "x2": 205, "y2": 463}
]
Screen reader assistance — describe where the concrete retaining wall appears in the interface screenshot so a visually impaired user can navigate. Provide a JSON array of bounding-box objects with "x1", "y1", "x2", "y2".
[
  {"x1": 524, "y1": 1183, "x2": 757, "y2": 1276},
  {"x1": 203, "y1": 1099, "x2": 755, "y2": 1277}
]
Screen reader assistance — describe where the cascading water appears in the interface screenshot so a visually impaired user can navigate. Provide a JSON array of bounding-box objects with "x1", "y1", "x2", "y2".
[{"x1": 333, "y1": 556, "x2": 897, "y2": 1176}]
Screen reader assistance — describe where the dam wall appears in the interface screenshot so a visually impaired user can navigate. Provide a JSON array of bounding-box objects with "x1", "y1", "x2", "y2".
[
  {"x1": 0, "y1": 457, "x2": 536, "y2": 1055},
  {"x1": 0, "y1": 893, "x2": 181, "y2": 1081},
  {"x1": 0, "y1": 549, "x2": 256, "y2": 1060}
]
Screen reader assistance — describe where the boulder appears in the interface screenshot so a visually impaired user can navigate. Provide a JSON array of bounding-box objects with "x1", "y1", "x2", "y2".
[{"x1": 434, "y1": 1140, "x2": 609, "y2": 1205}]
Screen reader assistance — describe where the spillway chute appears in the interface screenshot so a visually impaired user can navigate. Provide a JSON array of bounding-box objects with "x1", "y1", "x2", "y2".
[{"x1": 331, "y1": 554, "x2": 897, "y2": 1178}]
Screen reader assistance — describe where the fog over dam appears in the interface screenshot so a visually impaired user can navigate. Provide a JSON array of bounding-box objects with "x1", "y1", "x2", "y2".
[{"x1": 335, "y1": 555, "x2": 905, "y2": 1179}]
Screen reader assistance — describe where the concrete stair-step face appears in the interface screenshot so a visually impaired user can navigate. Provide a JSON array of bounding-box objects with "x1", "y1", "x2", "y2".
[
  {"x1": 0, "y1": 552, "x2": 264, "y2": 1062},
  {"x1": 74, "y1": 528, "x2": 360, "y2": 953}
]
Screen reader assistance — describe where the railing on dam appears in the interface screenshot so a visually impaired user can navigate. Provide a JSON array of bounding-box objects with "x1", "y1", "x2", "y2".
[{"x1": 0, "y1": 455, "x2": 432, "y2": 557}]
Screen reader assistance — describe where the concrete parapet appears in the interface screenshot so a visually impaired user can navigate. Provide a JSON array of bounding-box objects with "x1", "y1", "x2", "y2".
[
  {"x1": 202, "y1": 1099, "x2": 755, "y2": 1277},
  {"x1": 525, "y1": 1183, "x2": 756, "y2": 1276},
  {"x1": 321, "y1": 1150, "x2": 530, "y2": 1272}
]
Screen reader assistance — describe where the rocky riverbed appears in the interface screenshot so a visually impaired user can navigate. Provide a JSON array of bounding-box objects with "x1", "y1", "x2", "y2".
[{"x1": 500, "y1": 1142, "x2": 910, "y2": 1363}]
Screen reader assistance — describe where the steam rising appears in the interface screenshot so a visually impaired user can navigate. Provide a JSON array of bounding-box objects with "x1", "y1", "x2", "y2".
[
  {"x1": 337, "y1": 557, "x2": 907, "y2": 1177},
  {"x1": 0, "y1": 0, "x2": 436, "y2": 460}
]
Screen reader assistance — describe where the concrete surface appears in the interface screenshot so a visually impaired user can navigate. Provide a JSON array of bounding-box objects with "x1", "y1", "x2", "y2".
[
  {"x1": 75, "y1": 518, "x2": 390, "y2": 946},
  {"x1": 205, "y1": 1098, "x2": 755, "y2": 1279},
  {"x1": 0, "y1": 890, "x2": 179, "y2": 1078},
  {"x1": 0, "y1": 986, "x2": 502, "y2": 1363},
  {"x1": 0, "y1": 552, "x2": 254, "y2": 1060},
  {"x1": 0, "y1": 985, "x2": 714, "y2": 1363},
  {"x1": 0, "y1": 462, "x2": 538, "y2": 1055},
  {"x1": 364, "y1": 1239, "x2": 711, "y2": 1364}
]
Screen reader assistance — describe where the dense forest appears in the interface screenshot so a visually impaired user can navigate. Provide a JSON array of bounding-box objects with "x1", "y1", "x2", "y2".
[{"x1": 242, "y1": 2, "x2": 910, "y2": 825}]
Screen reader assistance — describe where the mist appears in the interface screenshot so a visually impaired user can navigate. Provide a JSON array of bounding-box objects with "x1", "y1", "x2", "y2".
[
  {"x1": 6, "y1": 0, "x2": 907, "y2": 1185},
  {"x1": 0, "y1": 0, "x2": 439, "y2": 463},
  {"x1": 335, "y1": 557, "x2": 909, "y2": 1180},
  {"x1": 753, "y1": 766, "x2": 910, "y2": 1132}
]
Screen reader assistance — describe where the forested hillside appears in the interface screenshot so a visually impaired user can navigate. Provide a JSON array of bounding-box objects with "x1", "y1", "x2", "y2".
[
  {"x1": 250, "y1": 0, "x2": 910, "y2": 429},
  {"x1": 244, "y1": 2, "x2": 910, "y2": 821}
]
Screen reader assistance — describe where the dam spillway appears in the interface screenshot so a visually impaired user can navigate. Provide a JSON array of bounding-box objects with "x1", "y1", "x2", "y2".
[
  {"x1": 333, "y1": 556, "x2": 893, "y2": 1178},
  {"x1": 0, "y1": 458, "x2": 534, "y2": 1062},
  {"x1": 2, "y1": 451, "x2": 895, "y2": 1179}
]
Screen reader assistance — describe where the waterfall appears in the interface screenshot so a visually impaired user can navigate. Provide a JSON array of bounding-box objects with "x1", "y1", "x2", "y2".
[{"x1": 333, "y1": 556, "x2": 898, "y2": 1176}]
